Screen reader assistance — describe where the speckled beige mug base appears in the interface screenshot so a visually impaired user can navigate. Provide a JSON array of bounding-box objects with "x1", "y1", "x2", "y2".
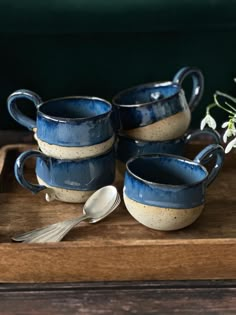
[
  {"x1": 35, "y1": 133, "x2": 115, "y2": 160},
  {"x1": 37, "y1": 176, "x2": 95, "y2": 203},
  {"x1": 123, "y1": 193, "x2": 204, "y2": 231},
  {"x1": 124, "y1": 109, "x2": 191, "y2": 141}
]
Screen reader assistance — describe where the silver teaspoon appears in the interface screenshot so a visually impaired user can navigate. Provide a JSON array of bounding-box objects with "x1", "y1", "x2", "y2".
[{"x1": 12, "y1": 186, "x2": 120, "y2": 243}]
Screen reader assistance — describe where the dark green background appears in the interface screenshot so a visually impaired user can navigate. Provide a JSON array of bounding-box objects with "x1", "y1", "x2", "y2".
[{"x1": 0, "y1": 1, "x2": 235, "y2": 130}]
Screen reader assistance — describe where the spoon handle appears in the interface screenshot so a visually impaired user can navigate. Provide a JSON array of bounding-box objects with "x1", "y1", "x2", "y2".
[
  {"x1": 24, "y1": 195, "x2": 121, "y2": 243},
  {"x1": 12, "y1": 214, "x2": 89, "y2": 243},
  {"x1": 12, "y1": 191, "x2": 121, "y2": 243}
]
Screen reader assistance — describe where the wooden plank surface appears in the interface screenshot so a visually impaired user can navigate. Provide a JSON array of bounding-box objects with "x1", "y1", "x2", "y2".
[
  {"x1": 0, "y1": 281, "x2": 236, "y2": 315},
  {"x1": 0, "y1": 144, "x2": 235, "y2": 282}
]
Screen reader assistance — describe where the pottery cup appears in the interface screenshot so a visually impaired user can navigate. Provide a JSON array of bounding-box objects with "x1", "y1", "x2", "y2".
[
  {"x1": 116, "y1": 128, "x2": 221, "y2": 174},
  {"x1": 14, "y1": 148, "x2": 115, "y2": 203},
  {"x1": 123, "y1": 144, "x2": 224, "y2": 231},
  {"x1": 7, "y1": 90, "x2": 115, "y2": 159},
  {"x1": 112, "y1": 66, "x2": 204, "y2": 141}
]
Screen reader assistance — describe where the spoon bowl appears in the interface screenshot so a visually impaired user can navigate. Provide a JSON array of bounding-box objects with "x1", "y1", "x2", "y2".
[
  {"x1": 12, "y1": 185, "x2": 120, "y2": 243},
  {"x1": 85, "y1": 185, "x2": 118, "y2": 223}
]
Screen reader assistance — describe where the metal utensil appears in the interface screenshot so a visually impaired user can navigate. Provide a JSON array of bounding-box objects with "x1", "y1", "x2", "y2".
[{"x1": 12, "y1": 186, "x2": 120, "y2": 243}]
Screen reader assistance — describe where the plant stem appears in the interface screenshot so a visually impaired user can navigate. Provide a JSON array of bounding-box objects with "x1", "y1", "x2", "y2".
[
  {"x1": 206, "y1": 103, "x2": 217, "y2": 113},
  {"x1": 214, "y1": 94, "x2": 236, "y2": 115},
  {"x1": 215, "y1": 91, "x2": 236, "y2": 113},
  {"x1": 225, "y1": 102, "x2": 236, "y2": 112}
]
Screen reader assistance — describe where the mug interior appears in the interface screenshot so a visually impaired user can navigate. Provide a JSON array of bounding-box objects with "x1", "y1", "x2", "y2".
[
  {"x1": 127, "y1": 155, "x2": 207, "y2": 186},
  {"x1": 39, "y1": 97, "x2": 111, "y2": 119},
  {"x1": 113, "y1": 83, "x2": 180, "y2": 106}
]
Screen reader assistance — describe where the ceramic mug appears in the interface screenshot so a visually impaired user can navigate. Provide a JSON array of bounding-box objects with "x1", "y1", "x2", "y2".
[
  {"x1": 14, "y1": 148, "x2": 115, "y2": 203},
  {"x1": 116, "y1": 128, "x2": 221, "y2": 166},
  {"x1": 112, "y1": 66, "x2": 204, "y2": 141},
  {"x1": 123, "y1": 144, "x2": 224, "y2": 231},
  {"x1": 7, "y1": 90, "x2": 115, "y2": 159}
]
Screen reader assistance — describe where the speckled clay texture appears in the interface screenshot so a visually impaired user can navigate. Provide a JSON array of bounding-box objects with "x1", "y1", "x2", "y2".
[
  {"x1": 123, "y1": 193, "x2": 204, "y2": 231},
  {"x1": 124, "y1": 109, "x2": 191, "y2": 141},
  {"x1": 35, "y1": 134, "x2": 115, "y2": 159},
  {"x1": 37, "y1": 176, "x2": 95, "y2": 203}
]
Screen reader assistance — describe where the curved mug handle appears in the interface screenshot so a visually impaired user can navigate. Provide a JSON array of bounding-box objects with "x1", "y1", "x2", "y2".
[
  {"x1": 172, "y1": 66, "x2": 204, "y2": 112},
  {"x1": 193, "y1": 144, "x2": 224, "y2": 187},
  {"x1": 14, "y1": 150, "x2": 48, "y2": 194},
  {"x1": 184, "y1": 128, "x2": 222, "y2": 146},
  {"x1": 7, "y1": 89, "x2": 42, "y2": 130}
]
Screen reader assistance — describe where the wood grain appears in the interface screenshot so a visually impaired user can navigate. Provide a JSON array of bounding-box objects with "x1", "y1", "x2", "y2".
[
  {"x1": 0, "y1": 281, "x2": 236, "y2": 315},
  {"x1": 0, "y1": 144, "x2": 236, "y2": 282}
]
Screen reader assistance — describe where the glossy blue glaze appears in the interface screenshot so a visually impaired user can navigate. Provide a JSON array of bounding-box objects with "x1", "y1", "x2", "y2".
[
  {"x1": 7, "y1": 89, "x2": 42, "y2": 130},
  {"x1": 116, "y1": 128, "x2": 221, "y2": 164},
  {"x1": 117, "y1": 133, "x2": 184, "y2": 163},
  {"x1": 7, "y1": 90, "x2": 114, "y2": 146},
  {"x1": 113, "y1": 85, "x2": 185, "y2": 130},
  {"x1": 124, "y1": 144, "x2": 224, "y2": 209},
  {"x1": 112, "y1": 66, "x2": 204, "y2": 130},
  {"x1": 14, "y1": 149, "x2": 115, "y2": 193},
  {"x1": 36, "y1": 99, "x2": 114, "y2": 146}
]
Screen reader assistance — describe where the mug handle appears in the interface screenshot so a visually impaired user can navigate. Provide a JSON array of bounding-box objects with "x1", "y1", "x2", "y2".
[
  {"x1": 184, "y1": 128, "x2": 222, "y2": 146},
  {"x1": 193, "y1": 144, "x2": 224, "y2": 187},
  {"x1": 172, "y1": 67, "x2": 204, "y2": 112},
  {"x1": 7, "y1": 89, "x2": 42, "y2": 130},
  {"x1": 14, "y1": 150, "x2": 47, "y2": 194}
]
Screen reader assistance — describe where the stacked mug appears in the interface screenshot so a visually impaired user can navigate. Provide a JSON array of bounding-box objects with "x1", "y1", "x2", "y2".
[
  {"x1": 7, "y1": 91, "x2": 116, "y2": 203},
  {"x1": 113, "y1": 66, "x2": 221, "y2": 174},
  {"x1": 112, "y1": 66, "x2": 225, "y2": 231},
  {"x1": 7, "y1": 66, "x2": 225, "y2": 231}
]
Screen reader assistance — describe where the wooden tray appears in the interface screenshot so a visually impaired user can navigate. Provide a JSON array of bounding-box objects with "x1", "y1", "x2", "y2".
[{"x1": 0, "y1": 143, "x2": 235, "y2": 283}]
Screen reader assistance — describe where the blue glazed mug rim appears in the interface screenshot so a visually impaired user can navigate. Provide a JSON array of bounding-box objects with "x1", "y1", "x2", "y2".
[
  {"x1": 126, "y1": 154, "x2": 208, "y2": 189},
  {"x1": 37, "y1": 95, "x2": 112, "y2": 122},
  {"x1": 112, "y1": 81, "x2": 180, "y2": 108}
]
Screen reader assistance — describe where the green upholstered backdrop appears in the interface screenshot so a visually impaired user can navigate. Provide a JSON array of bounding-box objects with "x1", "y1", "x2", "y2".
[{"x1": 0, "y1": 0, "x2": 235, "y2": 129}]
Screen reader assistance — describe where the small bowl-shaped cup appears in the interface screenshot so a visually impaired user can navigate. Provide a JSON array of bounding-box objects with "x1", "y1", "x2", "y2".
[
  {"x1": 116, "y1": 128, "x2": 221, "y2": 175},
  {"x1": 112, "y1": 66, "x2": 204, "y2": 141},
  {"x1": 123, "y1": 144, "x2": 224, "y2": 231},
  {"x1": 14, "y1": 148, "x2": 115, "y2": 203},
  {"x1": 7, "y1": 90, "x2": 115, "y2": 159}
]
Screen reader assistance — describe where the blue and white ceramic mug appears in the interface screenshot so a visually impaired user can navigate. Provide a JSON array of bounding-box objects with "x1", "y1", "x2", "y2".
[
  {"x1": 14, "y1": 148, "x2": 115, "y2": 203},
  {"x1": 7, "y1": 90, "x2": 115, "y2": 159},
  {"x1": 112, "y1": 67, "x2": 204, "y2": 141},
  {"x1": 123, "y1": 144, "x2": 224, "y2": 231},
  {"x1": 116, "y1": 128, "x2": 221, "y2": 170}
]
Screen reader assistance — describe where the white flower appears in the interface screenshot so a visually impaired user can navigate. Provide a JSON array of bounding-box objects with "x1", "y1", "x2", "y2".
[
  {"x1": 223, "y1": 128, "x2": 232, "y2": 143},
  {"x1": 200, "y1": 113, "x2": 217, "y2": 130},
  {"x1": 221, "y1": 121, "x2": 236, "y2": 143},
  {"x1": 222, "y1": 121, "x2": 229, "y2": 129},
  {"x1": 225, "y1": 137, "x2": 236, "y2": 153}
]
